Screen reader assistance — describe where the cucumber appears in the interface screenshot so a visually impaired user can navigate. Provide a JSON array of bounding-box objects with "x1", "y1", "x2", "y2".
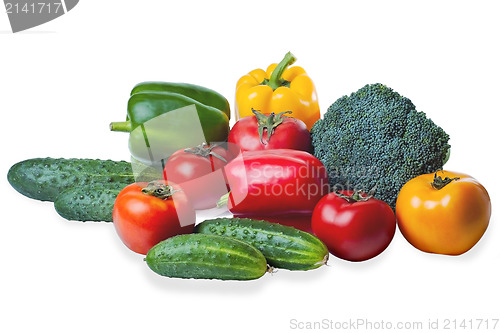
[
  {"x1": 54, "y1": 184, "x2": 126, "y2": 222},
  {"x1": 194, "y1": 217, "x2": 329, "y2": 271},
  {"x1": 7, "y1": 157, "x2": 160, "y2": 201},
  {"x1": 145, "y1": 234, "x2": 269, "y2": 281}
]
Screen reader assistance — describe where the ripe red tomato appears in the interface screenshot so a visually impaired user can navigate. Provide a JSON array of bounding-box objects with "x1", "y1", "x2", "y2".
[
  {"x1": 228, "y1": 109, "x2": 312, "y2": 152},
  {"x1": 113, "y1": 181, "x2": 196, "y2": 255},
  {"x1": 311, "y1": 191, "x2": 396, "y2": 262},
  {"x1": 163, "y1": 143, "x2": 232, "y2": 209}
]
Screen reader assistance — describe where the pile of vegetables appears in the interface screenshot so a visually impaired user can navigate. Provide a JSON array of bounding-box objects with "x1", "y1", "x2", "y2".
[{"x1": 7, "y1": 52, "x2": 492, "y2": 281}]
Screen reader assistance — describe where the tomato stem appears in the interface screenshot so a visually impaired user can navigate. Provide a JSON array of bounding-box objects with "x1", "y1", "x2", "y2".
[
  {"x1": 431, "y1": 172, "x2": 460, "y2": 190},
  {"x1": 141, "y1": 181, "x2": 180, "y2": 200},
  {"x1": 335, "y1": 189, "x2": 375, "y2": 203},
  {"x1": 252, "y1": 108, "x2": 292, "y2": 144},
  {"x1": 184, "y1": 143, "x2": 227, "y2": 163}
]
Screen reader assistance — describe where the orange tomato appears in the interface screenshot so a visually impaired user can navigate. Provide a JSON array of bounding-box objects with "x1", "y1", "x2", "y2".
[{"x1": 395, "y1": 171, "x2": 491, "y2": 255}]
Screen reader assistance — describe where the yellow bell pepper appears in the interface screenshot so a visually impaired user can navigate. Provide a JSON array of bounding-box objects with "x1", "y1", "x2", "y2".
[{"x1": 235, "y1": 52, "x2": 320, "y2": 130}]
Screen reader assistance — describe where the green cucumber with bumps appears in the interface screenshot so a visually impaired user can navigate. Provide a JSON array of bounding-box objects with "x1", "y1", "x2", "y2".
[
  {"x1": 7, "y1": 157, "x2": 160, "y2": 202},
  {"x1": 145, "y1": 234, "x2": 269, "y2": 281},
  {"x1": 54, "y1": 184, "x2": 126, "y2": 222},
  {"x1": 194, "y1": 217, "x2": 329, "y2": 271}
]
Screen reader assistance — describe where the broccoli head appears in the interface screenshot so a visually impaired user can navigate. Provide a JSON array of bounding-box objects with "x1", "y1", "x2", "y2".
[{"x1": 311, "y1": 83, "x2": 450, "y2": 209}]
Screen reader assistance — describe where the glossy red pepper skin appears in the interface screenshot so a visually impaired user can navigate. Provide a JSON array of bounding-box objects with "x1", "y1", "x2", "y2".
[
  {"x1": 225, "y1": 149, "x2": 329, "y2": 217},
  {"x1": 239, "y1": 214, "x2": 314, "y2": 233}
]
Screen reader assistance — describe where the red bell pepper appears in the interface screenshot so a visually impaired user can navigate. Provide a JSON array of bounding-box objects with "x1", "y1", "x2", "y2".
[
  {"x1": 242, "y1": 214, "x2": 315, "y2": 233},
  {"x1": 223, "y1": 149, "x2": 330, "y2": 218}
]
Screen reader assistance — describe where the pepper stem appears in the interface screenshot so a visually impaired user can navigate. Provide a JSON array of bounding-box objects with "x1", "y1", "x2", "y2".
[
  {"x1": 141, "y1": 181, "x2": 180, "y2": 199},
  {"x1": 267, "y1": 51, "x2": 296, "y2": 90},
  {"x1": 109, "y1": 121, "x2": 132, "y2": 133},
  {"x1": 217, "y1": 192, "x2": 230, "y2": 208},
  {"x1": 431, "y1": 172, "x2": 460, "y2": 190},
  {"x1": 252, "y1": 108, "x2": 292, "y2": 144}
]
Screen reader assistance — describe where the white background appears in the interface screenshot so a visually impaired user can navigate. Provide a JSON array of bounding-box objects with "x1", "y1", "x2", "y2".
[{"x1": 1, "y1": 1, "x2": 499, "y2": 332}]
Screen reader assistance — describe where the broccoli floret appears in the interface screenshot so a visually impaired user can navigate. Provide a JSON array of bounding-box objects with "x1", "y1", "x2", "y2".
[{"x1": 311, "y1": 83, "x2": 450, "y2": 209}]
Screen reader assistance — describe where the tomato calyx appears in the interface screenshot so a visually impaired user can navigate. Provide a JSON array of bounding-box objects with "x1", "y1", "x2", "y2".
[
  {"x1": 141, "y1": 181, "x2": 181, "y2": 200},
  {"x1": 431, "y1": 172, "x2": 460, "y2": 190},
  {"x1": 183, "y1": 143, "x2": 227, "y2": 163},
  {"x1": 334, "y1": 189, "x2": 375, "y2": 203},
  {"x1": 252, "y1": 108, "x2": 292, "y2": 145}
]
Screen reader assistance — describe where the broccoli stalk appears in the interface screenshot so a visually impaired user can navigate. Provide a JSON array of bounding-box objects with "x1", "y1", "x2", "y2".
[{"x1": 311, "y1": 83, "x2": 450, "y2": 209}]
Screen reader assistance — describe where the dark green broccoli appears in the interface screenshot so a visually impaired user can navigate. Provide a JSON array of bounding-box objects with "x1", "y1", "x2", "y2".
[{"x1": 311, "y1": 83, "x2": 450, "y2": 209}]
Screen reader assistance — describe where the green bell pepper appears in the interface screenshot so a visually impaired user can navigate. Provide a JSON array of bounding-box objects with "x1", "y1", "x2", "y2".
[
  {"x1": 110, "y1": 82, "x2": 230, "y2": 170},
  {"x1": 130, "y1": 81, "x2": 230, "y2": 120}
]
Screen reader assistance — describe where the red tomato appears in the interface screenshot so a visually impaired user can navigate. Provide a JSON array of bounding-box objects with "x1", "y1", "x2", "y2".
[
  {"x1": 163, "y1": 143, "x2": 232, "y2": 210},
  {"x1": 311, "y1": 191, "x2": 396, "y2": 262},
  {"x1": 228, "y1": 109, "x2": 312, "y2": 152},
  {"x1": 113, "y1": 181, "x2": 196, "y2": 255}
]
